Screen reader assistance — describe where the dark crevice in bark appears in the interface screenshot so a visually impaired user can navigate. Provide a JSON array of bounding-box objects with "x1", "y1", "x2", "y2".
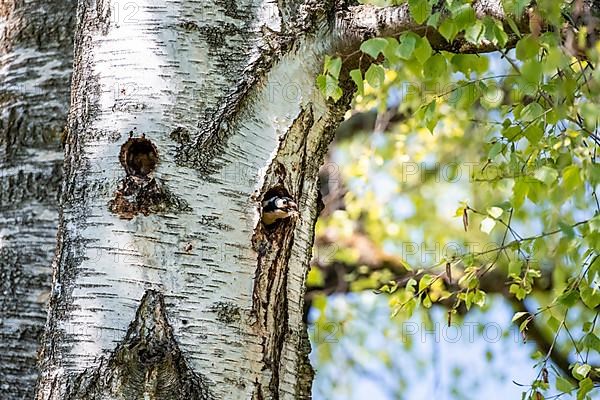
[
  {"x1": 251, "y1": 212, "x2": 295, "y2": 400},
  {"x1": 250, "y1": 108, "x2": 317, "y2": 399},
  {"x1": 247, "y1": 101, "x2": 348, "y2": 398},
  {"x1": 65, "y1": 290, "x2": 214, "y2": 400}
]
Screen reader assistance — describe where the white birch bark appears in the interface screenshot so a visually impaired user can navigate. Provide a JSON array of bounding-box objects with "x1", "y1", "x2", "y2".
[
  {"x1": 0, "y1": 1, "x2": 75, "y2": 398},
  {"x1": 36, "y1": 1, "x2": 344, "y2": 398},
  {"x1": 34, "y1": 0, "x2": 516, "y2": 399}
]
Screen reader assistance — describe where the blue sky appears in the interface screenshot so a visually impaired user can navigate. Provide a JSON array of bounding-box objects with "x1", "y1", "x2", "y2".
[{"x1": 309, "y1": 292, "x2": 584, "y2": 400}]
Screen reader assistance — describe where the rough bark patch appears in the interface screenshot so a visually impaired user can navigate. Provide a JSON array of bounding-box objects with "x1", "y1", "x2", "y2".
[
  {"x1": 66, "y1": 290, "x2": 214, "y2": 400},
  {"x1": 249, "y1": 107, "x2": 317, "y2": 399}
]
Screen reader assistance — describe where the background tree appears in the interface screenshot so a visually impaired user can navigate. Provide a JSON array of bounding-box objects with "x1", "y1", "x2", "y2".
[{"x1": 0, "y1": 1, "x2": 75, "y2": 398}]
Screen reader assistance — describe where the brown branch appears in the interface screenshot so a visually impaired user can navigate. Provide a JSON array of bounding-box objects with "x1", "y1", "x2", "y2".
[
  {"x1": 305, "y1": 254, "x2": 600, "y2": 383},
  {"x1": 333, "y1": 2, "x2": 524, "y2": 54},
  {"x1": 511, "y1": 300, "x2": 600, "y2": 383}
]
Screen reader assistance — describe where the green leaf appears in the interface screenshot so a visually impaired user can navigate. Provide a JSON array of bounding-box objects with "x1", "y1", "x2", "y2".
[
  {"x1": 519, "y1": 315, "x2": 531, "y2": 331},
  {"x1": 484, "y1": 17, "x2": 508, "y2": 47},
  {"x1": 520, "y1": 102, "x2": 545, "y2": 122},
  {"x1": 382, "y1": 37, "x2": 400, "y2": 62},
  {"x1": 423, "y1": 100, "x2": 437, "y2": 132},
  {"x1": 510, "y1": 284, "x2": 527, "y2": 300},
  {"x1": 583, "y1": 332, "x2": 600, "y2": 352},
  {"x1": 577, "y1": 377, "x2": 593, "y2": 400},
  {"x1": 419, "y1": 274, "x2": 434, "y2": 292},
  {"x1": 451, "y1": 54, "x2": 489, "y2": 76},
  {"x1": 562, "y1": 165, "x2": 581, "y2": 192},
  {"x1": 512, "y1": 178, "x2": 529, "y2": 209},
  {"x1": 465, "y1": 20, "x2": 484, "y2": 44},
  {"x1": 556, "y1": 376, "x2": 575, "y2": 393},
  {"x1": 487, "y1": 206, "x2": 504, "y2": 219},
  {"x1": 580, "y1": 103, "x2": 600, "y2": 131},
  {"x1": 349, "y1": 69, "x2": 364, "y2": 96},
  {"x1": 523, "y1": 123, "x2": 544, "y2": 144},
  {"x1": 559, "y1": 221, "x2": 575, "y2": 238},
  {"x1": 547, "y1": 315, "x2": 561, "y2": 333},
  {"x1": 487, "y1": 142, "x2": 503, "y2": 159},
  {"x1": 558, "y1": 290, "x2": 579, "y2": 307},
  {"x1": 414, "y1": 37, "x2": 432, "y2": 64},
  {"x1": 573, "y1": 363, "x2": 591, "y2": 380},
  {"x1": 453, "y1": 4, "x2": 475, "y2": 30},
  {"x1": 508, "y1": 260, "x2": 523, "y2": 277},
  {"x1": 508, "y1": 0, "x2": 530, "y2": 15},
  {"x1": 406, "y1": 278, "x2": 417, "y2": 293},
  {"x1": 493, "y1": 21, "x2": 508, "y2": 47},
  {"x1": 502, "y1": 125, "x2": 521, "y2": 141},
  {"x1": 505, "y1": 16, "x2": 522, "y2": 38},
  {"x1": 439, "y1": 19, "x2": 459, "y2": 42},
  {"x1": 316, "y1": 74, "x2": 342, "y2": 102},
  {"x1": 365, "y1": 64, "x2": 385, "y2": 88},
  {"x1": 512, "y1": 311, "x2": 529, "y2": 322},
  {"x1": 423, "y1": 295, "x2": 433, "y2": 308},
  {"x1": 324, "y1": 56, "x2": 342, "y2": 79},
  {"x1": 579, "y1": 285, "x2": 600, "y2": 309},
  {"x1": 423, "y1": 54, "x2": 447, "y2": 79},
  {"x1": 397, "y1": 33, "x2": 418, "y2": 60},
  {"x1": 427, "y1": 12, "x2": 441, "y2": 27},
  {"x1": 408, "y1": 0, "x2": 432, "y2": 24},
  {"x1": 534, "y1": 166, "x2": 558, "y2": 186},
  {"x1": 521, "y1": 60, "x2": 543, "y2": 86},
  {"x1": 473, "y1": 289, "x2": 486, "y2": 307},
  {"x1": 360, "y1": 38, "x2": 389, "y2": 58},
  {"x1": 516, "y1": 35, "x2": 539, "y2": 61}
]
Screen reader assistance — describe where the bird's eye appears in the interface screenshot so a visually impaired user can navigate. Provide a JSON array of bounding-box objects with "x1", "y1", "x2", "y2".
[{"x1": 282, "y1": 199, "x2": 287, "y2": 205}]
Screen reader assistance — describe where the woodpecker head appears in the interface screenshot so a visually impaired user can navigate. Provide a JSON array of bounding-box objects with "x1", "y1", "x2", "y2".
[{"x1": 261, "y1": 195, "x2": 299, "y2": 226}]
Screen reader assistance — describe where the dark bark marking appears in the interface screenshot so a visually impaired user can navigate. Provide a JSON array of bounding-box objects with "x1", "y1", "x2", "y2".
[
  {"x1": 65, "y1": 290, "x2": 214, "y2": 400},
  {"x1": 208, "y1": 301, "x2": 241, "y2": 324},
  {"x1": 169, "y1": 127, "x2": 191, "y2": 144}
]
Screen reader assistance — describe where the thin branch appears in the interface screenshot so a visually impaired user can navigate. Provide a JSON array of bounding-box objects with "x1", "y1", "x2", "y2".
[{"x1": 333, "y1": 2, "x2": 523, "y2": 54}]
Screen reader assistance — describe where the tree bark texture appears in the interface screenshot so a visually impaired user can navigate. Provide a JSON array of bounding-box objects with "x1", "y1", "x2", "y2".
[
  {"x1": 36, "y1": 1, "x2": 346, "y2": 399},
  {"x1": 0, "y1": 1, "x2": 75, "y2": 398},
  {"x1": 33, "y1": 0, "x2": 517, "y2": 399}
]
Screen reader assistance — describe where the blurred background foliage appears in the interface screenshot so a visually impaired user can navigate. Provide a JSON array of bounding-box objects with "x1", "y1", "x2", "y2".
[{"x1": 308, "y1": 0, "x2": 600, "y2": 398}]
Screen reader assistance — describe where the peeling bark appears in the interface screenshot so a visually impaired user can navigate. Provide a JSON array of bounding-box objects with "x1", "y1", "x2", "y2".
[{"x1": 0, "y1": 1, "x2": 75, "y2": 398}]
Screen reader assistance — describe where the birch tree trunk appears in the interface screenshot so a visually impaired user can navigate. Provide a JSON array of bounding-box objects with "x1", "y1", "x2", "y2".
[
  {"x1": 0, "y1": 1, "x2": 75, "y2": 398},
  {"x1": 34, "y1": 1, "x2": 513, "y2": 399}
]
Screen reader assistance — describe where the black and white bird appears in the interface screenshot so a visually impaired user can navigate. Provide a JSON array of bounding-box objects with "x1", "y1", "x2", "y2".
[{"x1": 261, "y1": 195, "x2": 299, "y2": 226}]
